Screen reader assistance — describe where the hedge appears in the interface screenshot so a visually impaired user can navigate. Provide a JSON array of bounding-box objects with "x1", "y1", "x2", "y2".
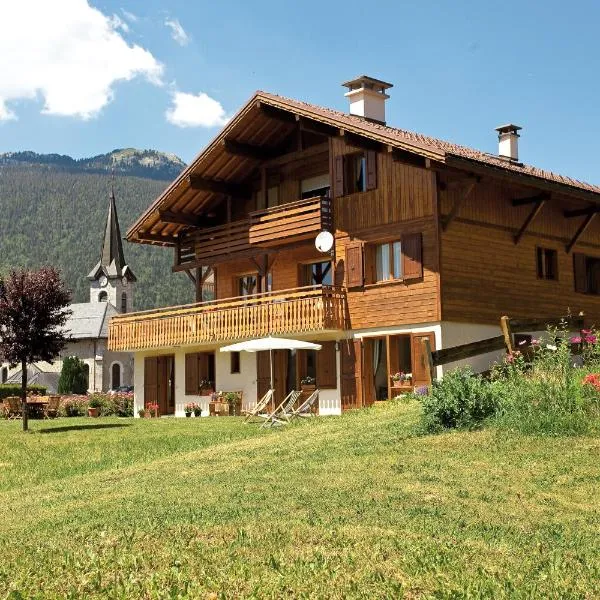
[{"x1": 0, "y1": 384, "x2": 48, "y2": 400}]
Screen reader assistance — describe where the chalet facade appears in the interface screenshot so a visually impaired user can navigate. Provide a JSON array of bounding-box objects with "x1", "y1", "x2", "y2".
[{"x1": 108, "y1": 76, "x2": 600, "y2": 416}]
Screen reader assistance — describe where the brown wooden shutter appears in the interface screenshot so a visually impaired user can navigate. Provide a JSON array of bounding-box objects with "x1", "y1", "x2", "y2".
[
  {"x1": 573, "y1": 253, "x2": 588, "y2": 293},
  {"x1": 316, "y1": 342, "x2": 337, "y2": 389},
  {"x1": 411, "y1": 332, "x2": 436, "y2": 388},
  {"x1": 333, "y1": 155, "x2": 345, "y2": 198},
  {"x1": 296, "y1": 350, "x2": 308, "y2": 389},
  {"x1": 340, "y1": 339, "x2": 363, "y2": 410},
  {"x1": 144, "y1": 357, "x2": 158, "y2": 406},
  {"x1": 402, "y1": 233, "x2": 423, "y2": 281},
  {"x1": 197, "y1": 353, "x2": 210, "y2": 383},
  {"x1": 366, "y1": 150, "x2": 377, "y2": 191},
  {"x1": 345, "y1": 242, "x2": 364, "y2": 288},
  {"x1": 185, "y1": 353, "x2": 198, "y2": 395}
]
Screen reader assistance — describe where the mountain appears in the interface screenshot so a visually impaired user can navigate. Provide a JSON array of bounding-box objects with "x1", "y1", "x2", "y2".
[{"x1": 0, "y1": 149, "x2": 194, "y2": 311}]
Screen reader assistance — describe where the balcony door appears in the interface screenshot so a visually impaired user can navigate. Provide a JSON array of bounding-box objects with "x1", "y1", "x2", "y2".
[
  {"x1": 144, "y1": 355, "x2": 175, "y2": 416},
  {"x1": 256, "y1": 350, "x2": 287, "y2": 410}
]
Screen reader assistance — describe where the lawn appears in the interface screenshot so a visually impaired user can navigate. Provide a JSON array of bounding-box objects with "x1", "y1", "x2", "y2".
[{"x1": 0, "y1": 402, "x2": 598, "y2": 598}]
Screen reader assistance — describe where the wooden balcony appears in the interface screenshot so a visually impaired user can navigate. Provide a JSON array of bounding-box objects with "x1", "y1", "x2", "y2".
[
  {"x1": 175, "y1": 196, "x2": 332, "y2": 269},
  {"x1": 108, "y1": 286, "x2": 347, "y2": 352}
]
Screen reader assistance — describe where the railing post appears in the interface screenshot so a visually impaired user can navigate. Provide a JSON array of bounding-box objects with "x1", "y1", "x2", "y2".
[{"x1": 500, "y1": 315, "x2": 513, "y2": 354}]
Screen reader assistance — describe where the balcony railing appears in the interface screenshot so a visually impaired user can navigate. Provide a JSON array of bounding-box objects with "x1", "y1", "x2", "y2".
[
  {"x1": 175, "y1": 195, "x2": 332, "y2": 269},
  {"x1": 108, "y1": 285, "x2": 347, "y2": 352}
]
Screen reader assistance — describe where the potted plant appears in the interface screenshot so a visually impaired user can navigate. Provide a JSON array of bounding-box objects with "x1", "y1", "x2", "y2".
[
  {"x1": 193, "y1": 403, "x2": 202, "y2": 417},
  {"x1": 199, "y1": 380, "x2": 214, "y2": 395},
  {"x1": 390, "y1": 372, "x2": 412, "y2": 390},
  {"x1": 301, "y1": 376, "x2": 316, "y2": 392},
  {"x1": 224, "y1": 391, "x2": 241, "y2": 416},
  {"x1": 146, "y1": 402, "x2": 159, "y2": 418},
  {"x1": 88, "y1": 395, "x2": 102, "y2": 417},
  {"x1": 138, "y1": 407, "x2": 147, "y2": 418},
  {"x1": 184, "y1": 402, "x2": 194, "y2": 417}
]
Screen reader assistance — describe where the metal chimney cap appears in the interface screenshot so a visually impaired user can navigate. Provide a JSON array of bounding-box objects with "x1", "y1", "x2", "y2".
[{"x1": 495, "y1": 123, "x2": 522, "y2": 135}]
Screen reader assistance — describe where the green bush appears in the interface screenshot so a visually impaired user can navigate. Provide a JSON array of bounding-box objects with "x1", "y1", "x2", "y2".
[
  {"x1": 60, "y1": 396, "x2": 88, "y2": 417},
  {"x1": 58, "y1": 356, "x2": 88, "y2": 395},
  {"x1": 419, "y1": 367, "x2": 501, "y2": 433},
  {"x1": 0, "y1": 384, "x2": 47, "y2": 400}
]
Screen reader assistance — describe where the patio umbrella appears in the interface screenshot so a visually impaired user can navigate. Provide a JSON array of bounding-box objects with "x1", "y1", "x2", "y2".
[{"x1": 220, "y1": 336, "x2": 322, "y2": 394}]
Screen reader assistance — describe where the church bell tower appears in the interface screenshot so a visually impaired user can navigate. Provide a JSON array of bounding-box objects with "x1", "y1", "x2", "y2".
[{"x1": 87, "y1": 189, "x2": 136, "y2": 313}]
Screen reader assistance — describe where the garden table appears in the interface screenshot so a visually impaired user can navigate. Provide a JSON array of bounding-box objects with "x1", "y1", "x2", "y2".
[{"x1": 26, "y1": 397, "x2": 49, "y2": 419}]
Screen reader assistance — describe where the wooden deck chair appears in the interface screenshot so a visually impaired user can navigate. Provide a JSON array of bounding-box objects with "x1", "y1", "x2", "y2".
[
  {"x1": 259, "y1": 390, "x2": 302, "y2": 428},
  {"x1": 287, "y1": 389, "x2": 320, "y2": 421},
  {"x1": 4, "y1": 396, "x2": 22, "y2": 420},
  {"x1": 242, "y1": 389, "x2": 274, "y2": 423},
  {"x1": 44, "y1": 396, "x2": 61, "y2": 419}
]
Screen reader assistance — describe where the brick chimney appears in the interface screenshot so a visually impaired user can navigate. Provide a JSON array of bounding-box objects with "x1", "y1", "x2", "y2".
[
  {"x1": 342, "y1": 75, "x2": 393, "y2": 124},
  {"x1": 495, "y1": 124, "x2": 522, "y2": 161}
]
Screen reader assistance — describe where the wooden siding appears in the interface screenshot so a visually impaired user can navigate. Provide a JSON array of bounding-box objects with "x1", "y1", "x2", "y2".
[
  {"x1": 440, "y1": 178, "x2": 600, "y2": 324},
  {"x1": 108, "y1": 286, "x2": 347, "y2": 352}
]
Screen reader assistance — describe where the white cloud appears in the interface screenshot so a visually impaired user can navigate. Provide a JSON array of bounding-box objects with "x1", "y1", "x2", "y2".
[
  {"x1": 166, "y1": 91, "x2": 229, "y2": 128},
  {"x1": 165, "y1": 17, "x2": 190, "y2": 46},
  {"x1": 0, "y1": 0, "x2": 163, "y2": 121},
  {"x1": 121, "y1": 9, "x2": 138, "y2": 23}
]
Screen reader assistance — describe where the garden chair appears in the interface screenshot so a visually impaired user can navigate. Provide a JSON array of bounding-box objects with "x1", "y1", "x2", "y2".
[
  {"x1": 44, "y1": 396, "x2": 60, "y2": 419},
  {"x1": 4, "y1": 396, "x2": 22, "y2": 420},
  {"x1": 242, "y1": 388, "x2": 274, "y2": 423},
  {"x1": 259, "y1": 390, "x2": 303, "y2": 428},
  {"x1": 287, "y1": 389, "x2": 320, "y2": 422}
]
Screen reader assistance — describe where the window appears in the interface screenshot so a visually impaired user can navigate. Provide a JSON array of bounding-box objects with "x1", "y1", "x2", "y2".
[
  {"x1": 121, "y1": 292, "x2": 127, "y2": 313},
  {"x1": 230, "y1": 351, "x2": 241, "y2": 374},
  {"x1": 98, "y1": 291, "x2": 108, "y2": 302},
  {"x1": 302, "y1": 261, "x2": 333, "y2": 287},
  {"x1": 536, "y1": 247, "x2": 558, "y2": 280},
  {"x1": 574, "y1": 253, "x2": 600, "y2": 295},
  {"x1": 345, "y1": 153, "x2": 367, "y2": 194},
  {"x1": 301, "y1": 173, "x2": 330, "y2": 200},
  {"x1": 111, "y1": 363, "x2": 121, "y2": 389},
  {"x1": 238, "y1": 274, "x2": 258, "y2": 297},
  {"x1": 375, "y1": 241, "x2": 402, "y2": 281}
]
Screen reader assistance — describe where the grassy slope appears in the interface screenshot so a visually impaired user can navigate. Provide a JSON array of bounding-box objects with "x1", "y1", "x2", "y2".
[{"x1": 0, "y1": 402, "x2": 598, "y2": 599}]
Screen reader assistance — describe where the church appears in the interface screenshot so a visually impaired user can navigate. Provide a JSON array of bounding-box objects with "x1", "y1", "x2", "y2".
[{"x1": 1, "y1": 191, "x2": 136, "y2": 393}]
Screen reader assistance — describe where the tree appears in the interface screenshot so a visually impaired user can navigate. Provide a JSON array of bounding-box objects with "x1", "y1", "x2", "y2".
[
  {"x1": 0, "y1": 268, "x2": 71, "y2": 431},
  {"x1": 58, "y1": 356, "x2": 88, "y2": 395}
]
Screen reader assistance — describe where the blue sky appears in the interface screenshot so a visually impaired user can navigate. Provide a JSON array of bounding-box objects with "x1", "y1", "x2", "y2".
[{"x1": 1, "y1": 0, "x2": 599, "y2": 185}]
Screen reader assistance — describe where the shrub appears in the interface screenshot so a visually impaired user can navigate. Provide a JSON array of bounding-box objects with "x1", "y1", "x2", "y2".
[
  {"x1": 60, "y1": 395, "x2": 88, "y2": 417},
  {"x1": 58, "y1": 356, "x2": 88, "y2": 395},
  {"x1": 419, "y1": 367, "x2": 500, "y2": 433},
  {"x1": 0, "y1": 384, "x2": 46, "y2": 400}
]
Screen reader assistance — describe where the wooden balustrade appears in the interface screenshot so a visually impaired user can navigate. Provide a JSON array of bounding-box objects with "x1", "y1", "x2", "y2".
[
  {"x1": 175, "y1": 196, "x2": 331, "y2": 270},
  {"x1": 108, "y1": 286, "x2": 347, "y2": 352}
]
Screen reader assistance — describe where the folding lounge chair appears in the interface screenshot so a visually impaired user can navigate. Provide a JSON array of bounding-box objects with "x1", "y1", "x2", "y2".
[
  {"x1": 44, "y1": 396, "x2": 61, "y2": 419},
  {"x1": 242, "y1": 388, "x2": 274, "y2": 423},
  {"x1": 259, "y1": 389, "x2": 302, "y2": 428},
  {"x1": 287, "y1": 389, "x2": 320, "y2": 422},
  {"x1": 4, "y1": 396, "x2": 22, "y2": 420}
]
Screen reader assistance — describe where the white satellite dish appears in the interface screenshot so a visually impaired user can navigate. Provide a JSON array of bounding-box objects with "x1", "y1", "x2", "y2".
[{"x1": 315, "y1": 230, "x2": 334, "y2": 253}]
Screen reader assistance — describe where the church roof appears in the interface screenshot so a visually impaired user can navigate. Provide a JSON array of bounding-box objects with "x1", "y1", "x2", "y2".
[
  {"x1": 65, "y1": 302, "x2": 117, "y2": 339},
  {"x1": 88, "y1": 189, "x2": 136, "y2": 281}
]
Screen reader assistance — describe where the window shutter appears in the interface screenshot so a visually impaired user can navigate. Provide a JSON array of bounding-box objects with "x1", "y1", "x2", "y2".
[
  {"x1": 366, "y1": 150, "x2": 377, "y2": 191},
  {"x1": 296, "y1": 350, "x2": 307, "y2": 389},
  {"x1": 333, "y1": 155, "x2": 345, "y2": 198},
  {"x1": 197, "y1": 353, "x2": 210, "y2": 382},
  {"x1": 573, "y1": 253, "x2": 587, "y2": 293},
  {"x1": 316, "y1": 341, "x2": 337, "y2": 389},
  {"x1": 185, "y1": 353, "x2": 198, "y2": 395},
  {"x1": 144, "y1": 357, "x2": 158, "y2": 406},
  {"x1": 402, "y1": 233, "x2": 423, "y2": 281},
  {"x1": 345, "y1": 242, "x2": 364, "y2": 288}
]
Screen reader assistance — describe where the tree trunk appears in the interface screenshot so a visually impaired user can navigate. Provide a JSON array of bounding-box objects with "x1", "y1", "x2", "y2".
[{"x1": 21, "y1": 359, "x2": 28, "y2": 432}]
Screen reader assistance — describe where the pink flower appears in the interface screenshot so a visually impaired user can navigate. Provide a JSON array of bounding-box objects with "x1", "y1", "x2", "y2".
[
  {"x1": 531, "y1": 339, "x2": 540, "y2": 345},
  {"x1": 582, "y1": 329, "x2": 592, "y2": 335},
  {"x1": 585, "y1": 335, "x2": 597, "y2": 344},
  {"x1": 571, "y1": 336, "x2": 583, "y2": 344}
]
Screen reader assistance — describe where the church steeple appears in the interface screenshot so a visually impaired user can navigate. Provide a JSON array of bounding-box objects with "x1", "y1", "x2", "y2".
[{"x1": 88, "y1": 188, "x2": 136, "y2": 312}]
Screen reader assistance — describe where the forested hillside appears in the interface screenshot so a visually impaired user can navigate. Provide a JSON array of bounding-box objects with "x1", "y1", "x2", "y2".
[{"x1": 0, "y1": 151, "x2": 194, "y2": 310}]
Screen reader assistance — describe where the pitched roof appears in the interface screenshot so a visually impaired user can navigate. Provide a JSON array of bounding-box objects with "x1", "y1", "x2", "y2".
[{"x1": 64, "y1": 302, "x2": 117, "y2": 339}]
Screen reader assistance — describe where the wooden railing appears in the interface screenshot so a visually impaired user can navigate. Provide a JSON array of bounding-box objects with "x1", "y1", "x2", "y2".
[
  {"x1": 175, "y1": 196, "x2": 331, "y2": 269},
  {"x1": 108, "y1": 285, "x2": 347, "y2": 352}
]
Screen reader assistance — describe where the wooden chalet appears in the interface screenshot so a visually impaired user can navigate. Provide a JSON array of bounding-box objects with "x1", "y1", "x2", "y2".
[{"x1": 108, "y1": 75, "x2": 600, "y2": 416}]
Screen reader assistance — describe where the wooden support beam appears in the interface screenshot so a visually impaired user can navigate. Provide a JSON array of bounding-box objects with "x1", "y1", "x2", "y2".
[
  {"x1": 340, "y1": 131, "x2": 382, "y2": 152},
  {"x1": 442, "y1": 179, "x2": 478, "y2": 231},
  {"x1": 136, "y1": 232, "x2": 178, "y2": 244},
  {"x1": 188, "y1": 175, "x2": 250, "y2": 197},
  {"x1": 511, "y1": 192, "x2": 549, "y2": 207},
  {"x1": 159, "y1": 210, "x2": 202, "y2": 227},
  {"x1": 387, "y1": 146, "x2": 428, "y2": 168},
  {"x1": 564, "y1": 205, "x2": 600, "y2": 218},
  {"x1": 184, "y1": 269, "x2": 196, "y2": 284},
  {"x1": 222, "y1": 139, "x2": 276, "y2": 161},
  {"x1": 500, "y1": 316, "x2": 513, "y2": 354},
  {"x1": 513, "y1": 197, "x2": 547, "y2": 244},
  {"x1": 566, "y1": 212, "x2": 597, "y2": 253},
  {"x1": 256, "y1": 101, "x2": 297, "y2": 123},
  {"x1": 296, "y1": 115, "x2": 337, "y2": 137}
]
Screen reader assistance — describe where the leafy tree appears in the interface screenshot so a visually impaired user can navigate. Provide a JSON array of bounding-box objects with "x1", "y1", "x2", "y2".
[
  {"x1": 0, "y1": 268, "x2": 71, "y2": 431},
  {"x1": 57, "y1": 356, "x2": 89, "y2": 395}
]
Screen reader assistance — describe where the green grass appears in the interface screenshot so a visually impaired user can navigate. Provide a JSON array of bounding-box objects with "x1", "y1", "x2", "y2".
[{"x1": 0, "y1": 403, "x2": 599, "y2": 598}]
